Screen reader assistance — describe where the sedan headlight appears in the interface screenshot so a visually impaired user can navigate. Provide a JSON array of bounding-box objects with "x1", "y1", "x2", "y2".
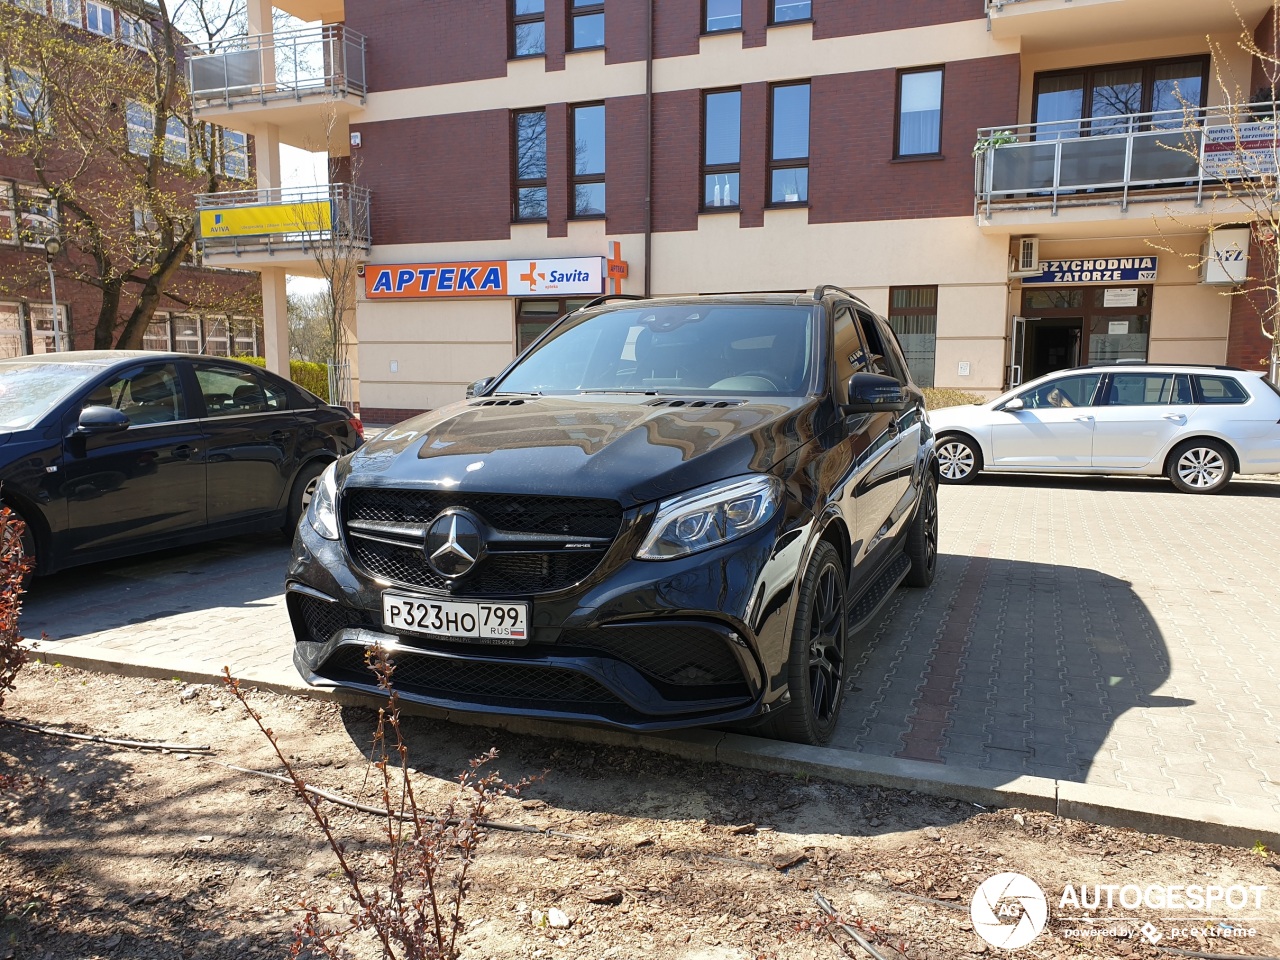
[
  {"x1": 637, "y1": 475, "x2": 782, "y2": 560},
  {"x1": 307, "y1": 461, "x2": 341, "y2": 541}
]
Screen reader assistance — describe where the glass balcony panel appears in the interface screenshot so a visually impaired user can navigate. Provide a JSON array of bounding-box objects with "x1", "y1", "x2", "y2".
[
  {"x1": 1128, "y1": 132, "x2": 1199, "y2": 182},
  {"x1": 1057, "y1": 137, "x2": 1128, "y2": 188},
  {"x1": 990, "y1": 142, "x2": 1058, "y2": 193}
]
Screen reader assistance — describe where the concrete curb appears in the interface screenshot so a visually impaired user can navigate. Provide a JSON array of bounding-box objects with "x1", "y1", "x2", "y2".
[{"x1": 24, "y1": 641, "x2": 1280, "y2": 852}]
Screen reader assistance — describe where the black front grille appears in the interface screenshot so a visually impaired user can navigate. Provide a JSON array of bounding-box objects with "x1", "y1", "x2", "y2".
[
  {"x1": 296, "y1": 594, "x2": 375, "y2": 645},
  {"x1": 343, "y1": 489, "x2": 623, "y2": 595},
  {"x1": 321, "y1": 646, "x2": 623, "y2": 707},
  {"x1": 346, "y1": 489, "x2": 623, "y2": 540},
  {"x1": 350, "y1": 540, "x2": 603, "y2": 595},
  {"x1": 559, "y1": 625, "x2": 745, "y2": 686}
]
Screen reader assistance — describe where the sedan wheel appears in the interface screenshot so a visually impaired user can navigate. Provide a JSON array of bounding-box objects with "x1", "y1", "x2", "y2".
[
  {"x1": 1168, "y1": 439, "x2": 1233, "y2": 494},
  {"x1": 284, "y1": 461, "x2": 330, "y2": 534},
  {"x1": 936, "y1": 435, "x2": 981, "y2": 484}
]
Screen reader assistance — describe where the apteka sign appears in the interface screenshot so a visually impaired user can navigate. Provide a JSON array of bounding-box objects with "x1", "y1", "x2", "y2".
[{"x1": 364, "y1": 257, "x2": 604, "y2": 299}]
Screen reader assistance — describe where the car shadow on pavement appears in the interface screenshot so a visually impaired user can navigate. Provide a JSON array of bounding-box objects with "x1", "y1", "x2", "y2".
[
  {"x1": 19, "y1": 534, "x2": 291, "y2": 642},
  {"x1": 835, "y1": 551, "x2": 1187, "y2": 786},
  {"x1": 973, "y1": 473, "x2": 1280, "y2": 497}
]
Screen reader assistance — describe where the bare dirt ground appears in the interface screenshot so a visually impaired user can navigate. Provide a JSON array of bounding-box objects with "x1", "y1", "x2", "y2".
[{"x1": 1, "y1": 662, "x2": 1278, "y2": 960}]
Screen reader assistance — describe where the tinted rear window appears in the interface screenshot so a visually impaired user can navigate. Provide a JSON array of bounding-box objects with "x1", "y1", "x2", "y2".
[{"x1": 1195, "y1": 375, "x2": 1249, "y2": 404}]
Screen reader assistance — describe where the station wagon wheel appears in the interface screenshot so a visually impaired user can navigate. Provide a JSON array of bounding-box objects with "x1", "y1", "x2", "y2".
[
  {"x1": 284, "y1": 460, "x2": 331, "y2": 534},
  {"x1": 936, "y1": 434, "x2": 981, "y2": 484},
  {"x1": 761, "y1": 540, "x2": 848, "y2": 745},
  {"x1": 1167, "y1": 439, "x2": 1233, "y2": 494}
]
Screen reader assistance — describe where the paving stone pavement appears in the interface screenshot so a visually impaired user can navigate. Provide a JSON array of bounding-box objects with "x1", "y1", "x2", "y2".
[{"x1": 19, "y1": 475, "x2": 1280, "y2": 816}]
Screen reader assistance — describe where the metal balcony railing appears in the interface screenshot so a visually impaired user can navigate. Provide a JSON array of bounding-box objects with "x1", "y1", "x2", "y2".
[
  {"x1": 196, "y1": 184, "x2": 371, "y2": 258},
  {"x1": 975, "y1": 103, "x2": 1280, "y2": 218},
  {"x1": 185, "y1": 24, "x2": 366, "y2": 106}
]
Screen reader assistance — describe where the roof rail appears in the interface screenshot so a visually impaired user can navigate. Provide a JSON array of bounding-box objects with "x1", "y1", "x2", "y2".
[
  {"x1": 577, "y1": 293, "x2": 648, "y2": 311},
  {"x1": 812, "y1": 284, "x2": 872, "y2": 310},
  {"x1": 1077, "y1": 361, "x2": 1248, "y2": 372}
]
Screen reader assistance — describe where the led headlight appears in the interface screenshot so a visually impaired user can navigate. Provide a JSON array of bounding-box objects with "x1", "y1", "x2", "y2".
[
  {"x1": 636, "y1": 475, "x2": 783, "y2": 560},
  {"x1": 306, "y1": 461, "x2": 341, "y2": 541}
]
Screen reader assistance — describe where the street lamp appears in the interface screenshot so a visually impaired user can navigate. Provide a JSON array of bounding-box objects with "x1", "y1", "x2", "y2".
[{"x1": 42, "y1": 235, "x2": 65, "y2": 352}]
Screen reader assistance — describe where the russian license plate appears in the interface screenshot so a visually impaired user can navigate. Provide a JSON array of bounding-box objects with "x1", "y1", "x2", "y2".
[{"x1": 382, "y1": 592, "x2": 529, "y2": 645}]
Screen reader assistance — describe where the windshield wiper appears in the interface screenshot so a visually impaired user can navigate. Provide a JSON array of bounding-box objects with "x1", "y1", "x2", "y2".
[{"x1": 580, "y1": 389, "x2": 660, "y2": 395}]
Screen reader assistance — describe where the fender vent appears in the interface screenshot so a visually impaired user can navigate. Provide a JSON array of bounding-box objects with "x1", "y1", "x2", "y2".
[{"x1": 472, "y1": 398, "x2": 526, "y2": 407}]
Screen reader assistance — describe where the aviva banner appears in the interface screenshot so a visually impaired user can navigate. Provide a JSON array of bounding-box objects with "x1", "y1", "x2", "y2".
[
  {"x1": 199, "y1": 201, "x2": 332, "y2": 239},
  {"x1": 364, "y1": 257, "x2": 605, "y2": 299}
]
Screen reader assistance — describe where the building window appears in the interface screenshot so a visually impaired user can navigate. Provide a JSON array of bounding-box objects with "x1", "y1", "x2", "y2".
[
  {"x1": 9, "y1": 0, "x2": 46, "y2": 13},
  {"x1": 769, "y1": 81, "x2": 809, "y2": 205},
  {"x1": 1032, "y1": 57, "x2": 1208, "y2": 139},
  {"x1": 220, "y1": 130, "x2": 248, "y2": 179},
  {"x1": 888, "y1": 286, "x2": 938, "y2": 388},
  {"x1": 0, "y1": 303, "x2": 24, "y2": 360},
  {"x1": 570, "y1": 0, "x2": 604, "y2": 50},
  {"x1": 511, "y1": 0, "x2": 545, "y2": 58},
  {"x1": 896, "y1": 67, "x2": 943, "y2": 157},
  {"x1": 4, "y1": 67, "x2": 48, "y2": 129},
  {"x1": 203, "y1": 317, "x2": 230, "y2": 356},
  {"x1": 173, "y1": 315, "x2": 200, "y2": 354},
  {"x1": 120, "y1": 13, "x2": 150, "y2": 49},
  {"x1": 143, "y1": 316, "x2": 172, "y2": 352},
  {"x1": 51, "y1": 0, "x2": 81, "y2": 26},
  {"x1": 163, "y1": 115, "x2": 189, "y2": 163},
  {"x1": 517, "y1": 298, "x2": 594, "y2": 353},
  {"x1": 571, "y1": 103, "x2": 605, "y2": 217},
  {"x1": 771, "y1": 0, "x2": 811, "y2": 23},
  {"x1": 702, "y1": 89, "x2": 740, "y2": 210},
  {"x1": 513, "y1": 109, "x2": 547, "y2": 221},
  {"x1": 705, "y1": 0, "x2": 741, "y2": 33},
  {"x1": 125, "y1": 100, "x2": 152, "y2": 154},
  {"x1": 232, "y1": 317, "x2": 258, "y2": 356},
  {"x1": 84, "y1": 0, "x2": 114, "y2": 36},
  {"x1": 14, "y1": 185, "x2": 57, "y2": 247}
]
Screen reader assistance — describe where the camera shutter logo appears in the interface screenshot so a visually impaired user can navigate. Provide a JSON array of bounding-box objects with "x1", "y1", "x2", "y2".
[{"x1": 970, "y1": 872, "x2": 1049, "y2": 950}]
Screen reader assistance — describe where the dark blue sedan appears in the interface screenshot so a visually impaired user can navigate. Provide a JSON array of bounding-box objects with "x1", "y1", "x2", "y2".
[{"x1": 0, "y1": 351, "x2": 362, "y2": 575}]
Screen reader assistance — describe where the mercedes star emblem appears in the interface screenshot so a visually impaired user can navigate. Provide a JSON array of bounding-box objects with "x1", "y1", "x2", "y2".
[{"x1": 425, "y1": 509, "x2": 485, "y2": 579}]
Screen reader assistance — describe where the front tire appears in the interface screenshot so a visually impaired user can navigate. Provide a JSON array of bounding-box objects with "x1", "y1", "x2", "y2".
[
  {"x1": 284, "y1": 460, "x2": 330, "y2": 535},
  {"x1": 936, "y1": 434, "x2": 981, "y2": 484},
  {"x1": 903, "y1": 475, "x2": 938, "y2": 588},
  {"x1": 1167, "y1": 439, "x2": 1233, "y2": 494},
  {"x1": 759, "y1": 540, "x2": 848, "y2": 746}
]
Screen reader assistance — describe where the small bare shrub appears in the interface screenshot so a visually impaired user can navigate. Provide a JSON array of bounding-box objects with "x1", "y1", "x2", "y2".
[
  {"x1": 224, "y1": 647, "x2": 534, "y2": 960},
  {"x1": 0, "y1": 506, "x2": 32, "y2": 713}
]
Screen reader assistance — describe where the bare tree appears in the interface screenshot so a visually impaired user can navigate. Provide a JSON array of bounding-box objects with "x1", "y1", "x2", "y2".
[
  {"x1": 289, "y1": 287, "x2": 335, "y2": 364},
  {"x1": 0, "y1": 0, "x2": 253, "y2": 348}
]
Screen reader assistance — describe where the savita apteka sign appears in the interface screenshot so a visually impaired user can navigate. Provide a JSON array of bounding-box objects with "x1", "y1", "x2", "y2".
[{"x1": 364, "y1": 257, "x2": 605, "y2": 299}]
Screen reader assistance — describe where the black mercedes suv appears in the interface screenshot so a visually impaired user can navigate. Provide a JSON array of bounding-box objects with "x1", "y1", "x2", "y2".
[{"x1": 287, "y1": 286, "x2": 939, "y2": 745}]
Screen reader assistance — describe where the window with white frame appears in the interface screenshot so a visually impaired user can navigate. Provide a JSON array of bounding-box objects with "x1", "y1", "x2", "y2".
[
  {"x1": 126, "y1": 100, "x2": 153, "y2": 155},
  {"x1": 120, "y1": 13, "x2": 150, "y2": 49},
  {"x1": 232, "y1": 317, "x2": 257, "y2": 356},
  {"x1": 28, "y1": 304, "x2": 68, "y2": 354},
  {"x1": 15, "y1": 185, "x2": 57, "y2": 246},
  {"x1": 5, "y1": 67, "x2": 49, "y2": 129},
  {"x1": 0, "y1": 304, "x2": 23, "y2": 360},
  {"x1": 203, "y1": 317, "x2": 229, "y2": 356},
  {"x1": 9, "y1": 0, "x2": 45, "y2": 13},
  {"x1": 51, "y1": 0, "x2": 81, "y2": 26},
  {"x1": 143, "y1": 315, "x2": 171, "y2": 352},
  {"x1": 163, "y1": 115, "x2": 189, "y2": 163},
  {"x1": 0, "y1": 183, "x2": 15, "y2": 245},
  {"x1": 84, "y1": 0, "x2": 114, "y2": 36},
  {"x1": 173, "y1": 314, "x2": 200, "y2": 354},
  {"x1": 221, "y1": 130, "x2": 248, "y2": 179}
]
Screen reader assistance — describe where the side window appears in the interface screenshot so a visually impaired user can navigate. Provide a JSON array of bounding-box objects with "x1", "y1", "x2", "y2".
[
  {"x1": 1105, "y1": 373, "x2": 1174, "y2": 405},
  {"x1": 854, "y1": 309, "x2": 895, "y2": 378},
  {"x1": 832, "y1": 306, "x2": 867, "y2": 404},
  {"x1": 1195, "y1": 375, "x2": 1249, "y2": 404},
  {"x1": 1172, "y1": 373, "x2": 1194, "y2": 404},
  {"x1": 875, "y1": 315, "x2": 912, "y2": 383},
  {"x1": 1020, "y1": 374, "x2": 1101, "y2": 409},
  {"x1": 83, "y1": 364, "x2": 185, "y2": 426},
  {"x1": 193, "y1": 363, "x2": 283, "y2": 417}
]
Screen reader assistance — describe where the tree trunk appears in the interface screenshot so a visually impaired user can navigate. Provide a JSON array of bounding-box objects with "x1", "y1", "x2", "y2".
[{"x1": 93, "y1": 280, "x2": 124, "y2": 350}]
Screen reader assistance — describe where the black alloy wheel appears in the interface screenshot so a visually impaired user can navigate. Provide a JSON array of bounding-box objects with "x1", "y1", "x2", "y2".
[
  {"x1": 904, "y1": 474, "x2": 938, "y2": 588},
  {"x1": 762, "y1": 539, "x2": 848, "y2": 745}
]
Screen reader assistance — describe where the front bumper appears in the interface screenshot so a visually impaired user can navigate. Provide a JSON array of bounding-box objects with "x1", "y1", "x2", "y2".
[{"x1": 286, "y1": 501, "x2": 809, "y2": 731}]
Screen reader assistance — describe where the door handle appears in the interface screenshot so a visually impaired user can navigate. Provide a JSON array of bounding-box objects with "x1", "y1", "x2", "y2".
[
  {"x1": 173, "y1": 444, "x2": 196, "y2": 460},
  {"x1": 1163, "y1": 414, "x2": 1187, "y2": 422},
  {"x1": 1073, "y1": 415, "x2": 1094, "y2": 422},
  {"x1": 270, "y1": 430, "x2": 288, "y2": 442}
]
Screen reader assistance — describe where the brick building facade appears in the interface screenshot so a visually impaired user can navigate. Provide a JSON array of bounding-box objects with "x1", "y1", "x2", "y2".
[{"x1": 195, "y1": 0, "x2": 1279, "y2": 421}]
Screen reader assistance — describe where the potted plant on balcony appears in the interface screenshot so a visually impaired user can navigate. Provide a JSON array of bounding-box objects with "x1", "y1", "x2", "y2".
[{"x1": 972, "y1": 130, "x2": 1019, "y2": 157}]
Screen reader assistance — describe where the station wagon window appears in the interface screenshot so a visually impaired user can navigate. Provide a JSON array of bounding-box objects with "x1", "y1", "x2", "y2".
[
  {"x1": 84, "y1": 364, "x2": 185, "y2": 425},
  {"x1": 193, "y1": 362, "x2": 286, "y2": 417},
  {"x1": 1020, "y1": 373, "x2": 1101, "y2": 408},
  {"x1": 1195, "y1": 374, "x2": 1249, "y2": 404},
  {"x1": 1104, "y1": 372, "x2": 1178, "y2": 405},
  {"x1": 511, "y1": 0, "x2": 545, "y2": 58}
]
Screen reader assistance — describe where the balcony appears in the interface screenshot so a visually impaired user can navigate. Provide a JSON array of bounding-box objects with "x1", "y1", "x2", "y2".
[
  {"x1": 984, "y1": 0, "x2": 1274, "y2": 52},
  {"x1": 185, "y1": 25, "x2": 366, "y2": 150},
  {"x1": 196, "y1": 184, "x2": 371, "y2": 275},
  {"x1": 974, "y1": 104, "x2": 1277, "y2": 234}
]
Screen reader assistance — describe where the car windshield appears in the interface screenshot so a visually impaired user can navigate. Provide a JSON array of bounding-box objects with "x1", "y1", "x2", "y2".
[
  {"x1": 495, "y1": 303, "x2": 817, "y2": 396},
  {"x1": 0, "y1": 360, "x2": 107, "y2": 430}
]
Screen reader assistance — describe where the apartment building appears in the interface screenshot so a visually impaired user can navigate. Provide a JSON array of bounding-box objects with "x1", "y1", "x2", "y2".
[
  {"x1": 189, "y1": 0, "x2": 1278, "y2": 422},
  {"x1": 0, "y1": 0, "x2": 263, "y2": 358}
]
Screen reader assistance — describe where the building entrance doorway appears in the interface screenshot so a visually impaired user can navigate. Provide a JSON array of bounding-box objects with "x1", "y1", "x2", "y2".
[{"x1": 1025, "y1": 318, "x2": 1083, "y2": 380}]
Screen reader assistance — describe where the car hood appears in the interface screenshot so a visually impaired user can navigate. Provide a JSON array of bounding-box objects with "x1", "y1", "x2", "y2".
[
  {"x1": 927, "y1": 403, "x2": 994, "y2": 431},
  {"x1": 343, "y1": 394, "x2": 812, "y2": 507}
]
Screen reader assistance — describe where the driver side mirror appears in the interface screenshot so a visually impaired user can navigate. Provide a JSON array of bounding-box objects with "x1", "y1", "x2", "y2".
[
  {"x1": 841, "y1": 372, "x2": 909, "y2": 414},
  {"x1": 1001, "y1": 397, "x2": 1025, "y2": 412},
  {"x1": 75, "y1": 405, "x2": 130, "y2": 435},
  {"x1": 466, "y1": 377, "x2": 494, "y2": 399}
]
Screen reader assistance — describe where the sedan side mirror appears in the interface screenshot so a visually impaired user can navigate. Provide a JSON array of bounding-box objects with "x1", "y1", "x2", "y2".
[
  {"x1": 466, "y1": 377, "x2": 494, "y2": 399},
  {"x1": 76, "y1": 405, "x2": 130, "y2": 435},
  {"x1": 842, "y1": 372, "x2": 909, "y2": 414},
  {"x1": 1001, "y1": 397, "x2": 1025, "y2": 412}
]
